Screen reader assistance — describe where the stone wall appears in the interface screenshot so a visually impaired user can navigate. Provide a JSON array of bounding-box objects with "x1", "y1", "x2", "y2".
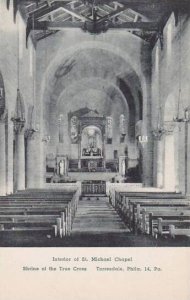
[
  {"x1": 0, "y1": 2, "x2": 37, "y2": 193},
  {"x1": 151, "y1": 13, "x2": 190, "y2": 193}
]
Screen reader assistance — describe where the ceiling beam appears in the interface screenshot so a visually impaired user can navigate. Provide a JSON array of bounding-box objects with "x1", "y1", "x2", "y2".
[
  {"x1": 8, "y1": 0, "x2": 190, "y2": 9},
  {"x1": 7, "y1": 0, "x2": 189, "y2": 3},
  {"x1": 28, "y1": 2, "x2": 61, "y2": 18},
  {"x1": 96, "y1": 5, "x2": 128, "y2": 23},
  {"x1": 84, "y1": 0, "x2": 190, "y2": 6},
  {"x1": 8, "y1": 0, "x2": 190, "y2": 25},
  {"x1": 36, "y1": 31, "x2": 58, "y2": 41},
  {"x1": 58, "y1": 6, "x2": 88, "y2": 21},
  {"x1": 109, "y1": 21, "x2": 158, "y2": 31},
  {"x1": 28, "y1": 2, "x2": 91, "y2": 22},
  {"x1": 28, "y1": 20, "x2": 82, "y2": 30},
  {"x1": 27, "y1": 19, "x2": 159, "y2": 31},
  {"x1": 26, "y1": 19, "x2": 81, "y2": 44}
]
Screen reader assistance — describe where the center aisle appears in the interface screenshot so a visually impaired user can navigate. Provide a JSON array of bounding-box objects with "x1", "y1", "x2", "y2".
[{"x1": 72, "y1": 197, "x2": 129, "y2": 233}]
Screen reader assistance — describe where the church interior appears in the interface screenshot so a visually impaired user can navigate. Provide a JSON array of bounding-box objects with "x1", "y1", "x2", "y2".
[{"x1": 0, "y1": 0, "x2": 190, "y2": 247}]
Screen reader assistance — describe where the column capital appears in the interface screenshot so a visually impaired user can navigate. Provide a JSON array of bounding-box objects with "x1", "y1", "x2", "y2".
[
  {"x1": 11, "y1": 117, "x2": 25, "y2": 134},
  {"x1": 152, "y1": 128, "x2": 165, "y2": 140},
  {"x1": 25, "y1": 128, "x2": 38, "y2": 140},
  {"x1": 152, "y1": 122, "x2": 177, "y2": 139},
  {"x1": 163, "y1": 121, "x2": 176, "y2": 135}
]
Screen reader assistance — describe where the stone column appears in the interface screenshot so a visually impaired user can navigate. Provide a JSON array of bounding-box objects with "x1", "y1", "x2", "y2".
[
  {"x1": 7, "y1": 121, "x2": 14, "y2": 194},
  {"x1": 42, "y1": 138, "x2": 48, "y2": 188},
  {"x1": 187, "y1": 122, "x2": 190, "y2": 195},
  {"x1": 25, "y1": 129, "x2": 40, "y2": 188},
  {"x1": 153, "y1": 134, "x2": 164, "y2": 189},
  {"x1": 0, "y1": 113, "x2": 7, "y2": 195},
  {"x1": 142, "y1": 71, "x2": 153, "y2": 187},
  {"x1": 13, "y1": 120, "x2": 26, "y2": 191},
  {"x1": 141, "y1": 132, "x2": 153, "y2": 187},
  {"x1": 163, "y1": 122, "x2": 176, "y2": 191},
  {"x1": 156, "y1": 138, "x2": 164, "y2": 188},
  {"x1": 78, "y1": 134, "x2": 81, "y2": 169},
  {"x1": 102, "y1": 134, "x2": 106, "y2": 169}
]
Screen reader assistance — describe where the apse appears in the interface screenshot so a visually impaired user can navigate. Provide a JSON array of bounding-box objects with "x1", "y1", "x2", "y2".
[{"x1": 42, "y1": 47, "x2": 143, "y2": 156}]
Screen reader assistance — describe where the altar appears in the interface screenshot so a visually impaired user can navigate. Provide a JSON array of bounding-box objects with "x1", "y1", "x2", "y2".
[
  {"x1": 46, "y1": 108, "x2": 130, "y2": 182},
  {"x1": 80, "y1": 157, "x2": 104, "y2": 171},
  {"x1": 69, "y1": 109, "x2": 107, "y2": 171}
]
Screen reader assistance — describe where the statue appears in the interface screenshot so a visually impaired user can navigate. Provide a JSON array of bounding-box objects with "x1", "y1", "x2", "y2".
[
  {"x1": 120, "y1": 114, "x2": 126, "y2": 135},
  {"x1": 106, "y1": 116, "x2": 113, "y2": 139},
  {"x1": 59, "y1": 160, "x2": 65, "y2": 176}
]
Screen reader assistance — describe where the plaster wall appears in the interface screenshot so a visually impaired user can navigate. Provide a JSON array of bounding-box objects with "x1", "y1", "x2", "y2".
[
  {"x1": 0, "y1": 2, "x2": 36, "y2": 192},
  {"x1": 152, "y1": 13, "x2": 190, "y2": 193}
]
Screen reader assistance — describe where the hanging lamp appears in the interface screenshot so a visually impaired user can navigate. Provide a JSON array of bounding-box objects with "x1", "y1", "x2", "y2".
[
  {"x1": 173, "y1": 13, "x2": 190, "y2": 123},
  {"x1": 25, "y1": 15, "x2": 39, "y2": 138},
  {"x1": 152, "y1": 102, "x2": 166, "y2": 139}
]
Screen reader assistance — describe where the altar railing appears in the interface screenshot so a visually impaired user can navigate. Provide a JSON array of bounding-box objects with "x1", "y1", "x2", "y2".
[{"x1": 82, "y1": 181, "x2": 106, "y2": 195}]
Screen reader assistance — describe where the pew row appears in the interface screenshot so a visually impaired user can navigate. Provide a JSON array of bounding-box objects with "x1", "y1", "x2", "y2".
[
  {"x1": 169, "y1": 225, "x2": 190, "y2": 238},
  {"x1": 112, "y1": 190, "x2": 190, "y2": 239},
  {"x1": 154, "y1": 218, "x2": 190, "y2": 238},
  {"x1": 0, "y1": 188, "x2": 80, "y2": 238}
]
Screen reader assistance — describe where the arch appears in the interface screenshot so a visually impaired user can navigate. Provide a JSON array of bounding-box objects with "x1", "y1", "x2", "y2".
[
  {"x1": 39, "y1": 40, "x2": 149, "y2": 185},
  {"x1": 41, "y1": 41, "x2": 145, "y2": 88},
  {"x1": 55, "y1": 78, "x2": 133, "y2": 139},
  {"x1": 39, "y1": 41, "x2": 148, "y2": 116},
  {"x1": 56, "y1": 78, "x2": 129, "y2": 111}
]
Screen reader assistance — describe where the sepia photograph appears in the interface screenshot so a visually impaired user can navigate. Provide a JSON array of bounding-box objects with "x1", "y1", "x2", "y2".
[{"x1": 0, "y1": 0, "x2": 190, "y2": 249}]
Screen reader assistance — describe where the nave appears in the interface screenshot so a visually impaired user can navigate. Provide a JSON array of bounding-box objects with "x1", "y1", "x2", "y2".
[{"x1": 0, "y1": 188, "x2": 190, "y2": 247}]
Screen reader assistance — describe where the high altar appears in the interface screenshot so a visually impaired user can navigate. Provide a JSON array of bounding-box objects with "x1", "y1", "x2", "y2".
[
  {"x1": 46, "y1": 108, "x2": 130, "y2": 182},
  {"x1": 75, "y1": 110, "x2": 106, "y2": 171}
]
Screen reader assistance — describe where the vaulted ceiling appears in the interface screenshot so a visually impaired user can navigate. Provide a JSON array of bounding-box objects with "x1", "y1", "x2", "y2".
[{"x1": 7, "y1": 0, "x2": 190, "y2": 47}]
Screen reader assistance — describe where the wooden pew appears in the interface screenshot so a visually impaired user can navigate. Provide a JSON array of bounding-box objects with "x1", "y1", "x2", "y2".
[
  {"x1": 117, "y1": 191, "x2": 185, "y2": 200},
  {"x1": 114, "y1": 190, "x2": 185, "y2": 209},
  {"x1": 0, "y1": 203, "x2": 73, "y2": 237},
  {"x1": 6, "y1": 190, "x2": 79, "y2": 220},
  {"x1": 148, "y1": 211, "x2": 190, "y2": 236},
  {"x1": 0, "y1": 214, "x2": 60, "y2": 236},
  {"x1": 0, "y1": 188, "x2": 80, "y2": 238},
  {"x1": 134, "y1": 204, "x2": 190, "y2": 233},
  {"x1": 115, "y1": 197, "x2": 190, "y2": 231},
  {"x1": 113, "y1": 190, "x2": 190, "y2": 240},
  {"x1": 117, "y1": 196, "x2": 188, "y2": 212},
  {"x1": 155, "y1": 218, "x2": 190, "y2": 238},
  {"x1": 115, "y1": 192, "x2": 186, "y2": 213},
  {"x1": 0, "y1": 208, "x2": 67, "y2": 238},
  {"x1": 169, "y1": 225, "x2": 190, "y2": 238}
]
